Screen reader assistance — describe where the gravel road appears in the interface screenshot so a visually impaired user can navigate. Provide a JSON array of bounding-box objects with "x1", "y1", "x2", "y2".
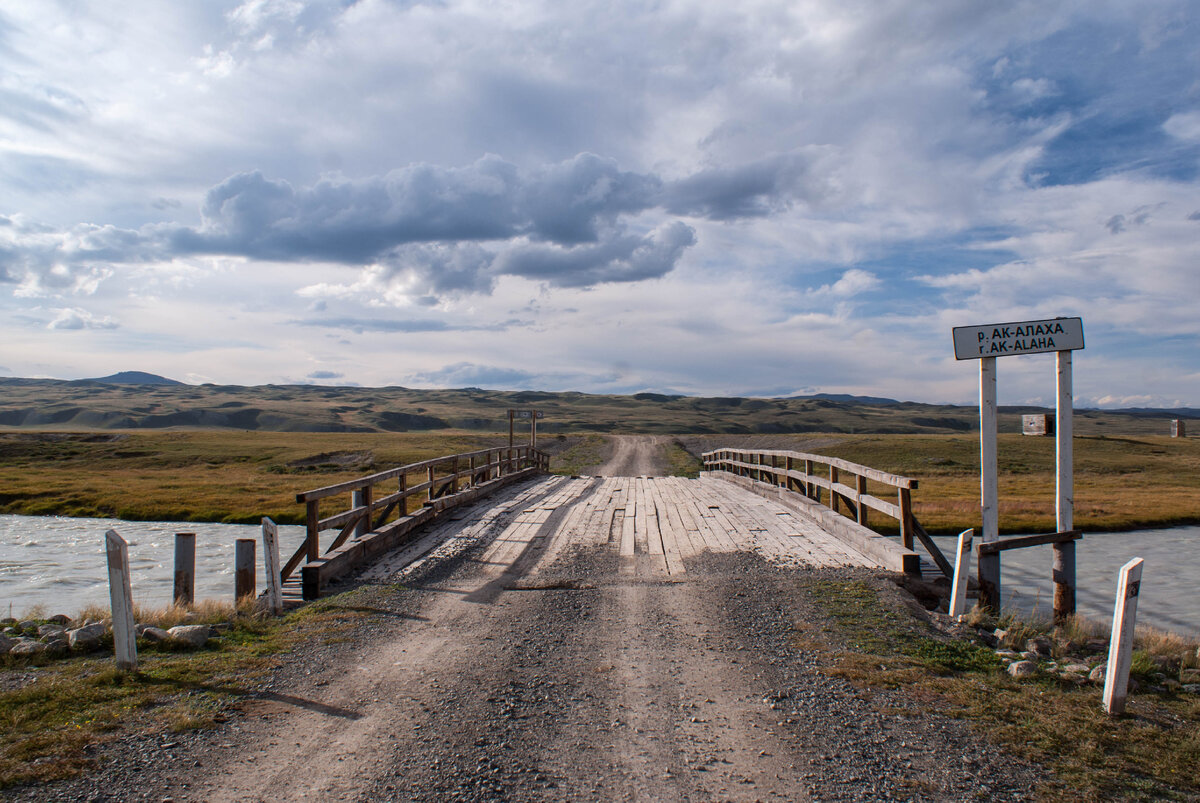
[
  {"x1": 12, "y1": 473, "x2": 1045, "y2": 802},
  {"x1": 591, "y1": 435, "x2": 670, "y2": 477}
]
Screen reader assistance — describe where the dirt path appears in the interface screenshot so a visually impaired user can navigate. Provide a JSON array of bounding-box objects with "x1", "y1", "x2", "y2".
[
  {"x1": 22, "y1": 479, "x2": 1043, "y2": 802},
  {"x1": 595, "y1": 434, "x2": 669, "y2": 476}
]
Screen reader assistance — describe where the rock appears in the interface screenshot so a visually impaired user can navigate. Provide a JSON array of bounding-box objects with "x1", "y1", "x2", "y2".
[
  {"x1": 211, "y1": 621, "x2": 234, "y2": 633},
  {"x1": 10, "y1": 640, "x2": 46, "y2": 656},
  {"x1": 1019, "y1": 651, "x2": 1038, "y2": 661},
  {"x1": 1127, "y1": 678, "x2": 1141, "y2": 693},
  {"x1": 141, "y1": 627, "x2": 171, "y2": 643},
  {"x1": 18, "y1": 620, "x2": 38, "y2": 632},
  {"x1": 43, "y1": 638, "x2": 68, "y2": 657},
  {"x1": 48, "y1": 614, "x2": 72, "y2": 626},
  {"x1": 1163, "y1": 679, "x2": 1181, "y2": 691},
  {"x1": 1182, "y1": 684, "x2": 1200, "y2": 695},
  {"x1": 1088, "y1": 664, "x2": 1106, "y2": 682},
  {"x1": 1025, "y1": 636, "x2": 1053, "y2": 657},
  {"x1": 38, "y1": 623, "x2": 66, "y2": 638},
  {"x1": 1059, "y1": 671, "x2": 1087, "y2": 685},
  {"x1": 68, "y1": 628, "x2": 101, "y2": 651},
  {"x1": 0, "y1": 617, "x2": 16, "y2": 626},
  {"x1": 77, "y1": 623, "x2": 106, "y2": 639},
  {"x1": 1007, "y1": 661, "x2": 1037, "y2": 678},
  {"x1": 1085, "y1": 638, "x2": 1108, "y2": 653},
  {"x1": 1063, "y1": 663, "x2": 1091, "y2": 674},
  {"x1": 167, "y1": 625, "x2": 209, "y2": 648},
  {"x1": 135, "y1": 623, "x2": 151, "y2": 636},
  {"x1": 0, "y1": 633, "x2": 16, "y2": 654}
]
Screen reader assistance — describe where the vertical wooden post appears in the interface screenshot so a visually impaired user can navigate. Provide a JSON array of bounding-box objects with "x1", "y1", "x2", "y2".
[
  {"x1": 784, "y1": 456, "x2": 794, "y2": 492},
  {"x1": 855, "y1": 474, "x2": 867, "y2": 526},
  {"x1": 352, "y1": 488, "x2": 370, "y2": 538},
  {"x1": 508, "y1": 410, "x2": 514, "y2": 473},
  {"x1": 398, "y1": 472, "x2": 408, "y2": 516},
  {"x1": 1054, "y1": 350, "x2": 1076, "y2": 620},
  {"x1": 978, "y1": 356, "x2": 1001, "y2": 612},
  {"x1": 805, "y1": 459, "x2": 815, "y2": 499},
  {"x1": 531, "y1": 413, "x2": 537, "y2": 450},
  {"x1": 450, "y1": 456, "x2": 459, "y2": 494},
  {"x1": 427, "y1": 464, "x2": 435, "y2": 501},
  {"x1": 105, "y1": 529, "x2": 137, "y2": 672},
  {"x1": 305, "y1": 500, "x2": 319, "y2": 563},
  {"x1": 235, "y1": 538, "x2": 256, "y2": 602},
  {"x1": 949, "y1": 529, "x2": 974, "y2": 618},
  {"x1": 897, "y1": 488, "x2": 914, "y2": 550},
  {"x1": 173, "y1": 532, "x2": 196, "y2": 606},
  {"x1": 1104, "y1": 557, "x2": 1144, "y2": 715},
  {"x1": 261, "y1": 518, "x2": 283, "y2": 615},
  {"x1": 829, "y1": 465, "x2": 839, "y2": 514}
]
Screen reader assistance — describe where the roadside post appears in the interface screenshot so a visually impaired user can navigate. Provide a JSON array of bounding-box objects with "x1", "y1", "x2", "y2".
[
  {"x1": 105, "y1": 529, "x2": 137, "y2": 672},
  {"x1": 1103, "y1": 557, "x2": 1144, "y2": 715},
  {"x1": 507, "y1": 409, "x2": 543, "y2": 466},
  {"x1": 262, "y1": 517, "x2": 284, "y2": 615},
  {"x1": 949, "y1": 528, "x2": 974, "y2": 619},
  {"x1": 951, "y1": 317, "x2": 1084, "y2": 617},
  {"x1": 173, "y1": 532, "x2": 196, "y2": 606},
  {"x1": 235, "y1": 538, "x2": 256, "y2": 602}
]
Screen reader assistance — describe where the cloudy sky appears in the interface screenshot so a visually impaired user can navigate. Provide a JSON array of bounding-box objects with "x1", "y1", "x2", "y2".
[{"x1": 1, "y1": 1, "x2": 1198, "y2": 407}]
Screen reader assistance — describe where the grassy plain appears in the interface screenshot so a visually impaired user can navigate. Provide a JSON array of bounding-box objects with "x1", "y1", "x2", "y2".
[{"x1": 0, "y1": 430, "x2": 1197, "y2": 533}]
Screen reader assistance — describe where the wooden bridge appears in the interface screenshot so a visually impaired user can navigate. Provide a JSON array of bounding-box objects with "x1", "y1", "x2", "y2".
[{"x1": 279, "y1": 443, "x2": 950, "y2": 602}]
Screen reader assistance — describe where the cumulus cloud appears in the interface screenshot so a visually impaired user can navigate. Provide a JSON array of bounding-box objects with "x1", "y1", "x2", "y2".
[
  {"x1": 47, "y1": 307, "x2": 119, "y2": 330},
  {"x1": 306, "y1": 370, "x2": 342, "y2": 379},
  {"x1": 1163, "y1": 111, "x2": 1200, "y2": 142}
]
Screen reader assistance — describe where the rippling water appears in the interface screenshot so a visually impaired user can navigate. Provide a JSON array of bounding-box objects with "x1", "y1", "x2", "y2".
[
  {"x1": 0, "y1": 515, "x2": 307, "y2": 618},
  {"x1": 932, "y1": 527, "x2": 1200, "y2": 637}
]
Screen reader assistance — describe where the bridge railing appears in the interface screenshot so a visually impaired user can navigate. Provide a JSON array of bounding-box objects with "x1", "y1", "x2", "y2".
[
  {"x1": 701, "y1": 447, "x2": 952, "y2": 577},
  {"x1": 283, "y1": 446, "x2": 549, "y2": 588}
]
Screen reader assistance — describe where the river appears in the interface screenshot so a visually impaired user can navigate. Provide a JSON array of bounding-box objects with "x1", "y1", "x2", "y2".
[
  {"x1": 1, "y1": 514, "x2": 1197, "y2": 636},
  {"x1": 1, "y1": 515, "x2": 307, "y2": 618}
]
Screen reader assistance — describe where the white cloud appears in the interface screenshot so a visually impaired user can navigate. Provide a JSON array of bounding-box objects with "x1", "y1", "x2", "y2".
[
  {"x1": 47, "y1": 307, "x2": 119, "y2": 330},
  {"x1": 1163, "y1": 111, "x2": 1200, "y2": 142}
]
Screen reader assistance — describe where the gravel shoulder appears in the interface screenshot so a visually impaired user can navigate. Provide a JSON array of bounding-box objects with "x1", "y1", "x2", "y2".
[{"x1": 8, "y1": 480, "x2": 1045, "y2": 802}]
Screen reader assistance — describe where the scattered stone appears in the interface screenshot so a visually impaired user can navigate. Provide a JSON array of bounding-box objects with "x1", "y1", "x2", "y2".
[
  {"x1": 1059, "y1": 672, "x2": 1087, "y2": 685},
  {"x1": 1019, "y1": 650, "x2": 1038, "y2": 661},
  {"x1": 0, "y1": 617, "x2": 16, "y2": 626},
  {"x1": 1007, "y1": 661, "x2": 1037, "y2": 678},
  {"x1": 37, "y1": 624, "x2": 66, "y2": 639},
  {"x1": 135, "y1": 623, "x2": 152, "y2": 636},
  {"x1": 43, "y1": 638, "x2": 68, "y2": 657},
  {"x1": 48, "y1": 613, "x2": 72, "y2": 626},
  {"x1": 1063, "y1": 663, "x2": 1090, "y2": 674},
  {"x1": 1088, "y1": 664, "x2": 1106, "y2": 683},
  {"x1": 994, "y1": 649, "x2": 1018, "y2": 660},
  {"x1": 1163, "y1": 679, "x2": 1181, "y2": 692},
  {"x1": 10, "y1": 640, "x2": 46, "y2": 656},
  {"x1": 18, "y1": 620, "x2": 38, "y2": 632},
  {"x1": 167, "y1": 625, "x2": 210, "y2": 648},
  {"x1": 0, "y1": 633, "x2": 16, "y2": 654},
  {"x1": 1025, "y1": 637, "x2": 1052, "y2": 657},
  {"x1": 141, "y1": 627, "x2": 172, "y2": 643},
  {"x1": 68, "y1": 628, "x2": 102, "y2": 651},
  {"x1": 1182, "y1": 684, "x2": 1200, "y2": 695}
]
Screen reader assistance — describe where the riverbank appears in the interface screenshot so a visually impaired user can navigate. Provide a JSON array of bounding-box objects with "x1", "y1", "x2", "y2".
[{"x1": 2, "y1": 431, "x2": 1198, "y2": 534}]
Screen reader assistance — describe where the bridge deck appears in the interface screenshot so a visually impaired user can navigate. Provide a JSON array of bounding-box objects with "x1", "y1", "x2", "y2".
[{"x1": 360, "y1": 474, "x2": 880, "y2": 584}]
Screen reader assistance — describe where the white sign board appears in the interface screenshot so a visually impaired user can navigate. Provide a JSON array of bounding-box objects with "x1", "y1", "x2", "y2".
[
  {"x1": 509, "y1": 410, "x2": 544, "y2": 419},
  {"x1": 952, "y1": 317, "x2": 1084, "y2": 360}
]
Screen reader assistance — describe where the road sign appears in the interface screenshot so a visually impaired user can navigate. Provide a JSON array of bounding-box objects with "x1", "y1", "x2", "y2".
[
  {"x1": 952, "y1": 317, "x2": 1084, "y2": 360},
  {"x1": 508, "y1": 410, "x2": 544, "y2": 419}
]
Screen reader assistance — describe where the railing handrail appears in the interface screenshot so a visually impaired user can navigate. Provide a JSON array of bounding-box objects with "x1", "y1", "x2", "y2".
[
  {"x1": 701, "y1": 447, "x2": 917, "y2": 490},
  {"x1": 297, "y1": 446, "x2": 537, "y2": 502},
  {"x1": 702, "y1": 446, "x2": 952, "y2": 578}
]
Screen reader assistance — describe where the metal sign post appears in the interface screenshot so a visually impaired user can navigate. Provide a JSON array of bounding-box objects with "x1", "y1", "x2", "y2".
[
  {"x1": 951, "y1": 317, "x2": 1084, "y2": 616},
  {"x1": 507, "y1": 409, "x2": 544, "y2": 456}
]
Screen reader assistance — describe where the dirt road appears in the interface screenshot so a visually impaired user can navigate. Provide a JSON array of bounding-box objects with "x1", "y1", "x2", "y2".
[
  {"x1": 594, "y1": 434, "x2": 670, "y2": 476},
  {"x1": 23, "y1": 479, "x2": 1042, "y2": 802}
]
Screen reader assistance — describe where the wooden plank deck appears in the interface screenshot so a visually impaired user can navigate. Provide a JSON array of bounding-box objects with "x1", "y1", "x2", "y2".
[{"x1": 345, "y1": 474, "x2": 886, "y2": 592}]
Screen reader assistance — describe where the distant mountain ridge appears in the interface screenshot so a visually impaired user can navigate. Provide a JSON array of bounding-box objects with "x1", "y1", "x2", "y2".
[{"x1": 80, "y1": 371, "x2": 184, "y2": 386}]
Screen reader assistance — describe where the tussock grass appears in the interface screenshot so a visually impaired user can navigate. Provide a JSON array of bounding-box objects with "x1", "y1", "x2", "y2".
[{"x1": 809, "y1": 578, "x2": 1200, "y2": 801}]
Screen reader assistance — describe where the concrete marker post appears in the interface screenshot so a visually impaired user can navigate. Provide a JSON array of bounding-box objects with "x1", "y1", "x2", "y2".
[
  {"x1": 949, "y1": 528, "x2": 974, "y2": 619},
  {"x1": 1103, "y1": 557, "x2": 1144, "y2": 715},
  {"x1": 105, "y1": 529, "x2": 137, "y2": 672},
  {"x1": 977, "y1": 356, "x2": 1001, "y2": 612}
]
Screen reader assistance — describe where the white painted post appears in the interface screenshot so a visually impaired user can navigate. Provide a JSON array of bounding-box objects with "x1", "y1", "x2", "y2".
[
  {"x1": 1103, "y1": 557, "x2": 1144, "y2": 715},
  {"x1": 1054, "y1": 349, "x2": 1076, "y2": 620},
  {"x1": 978, "y1": 357, "x2": 1001, "y2": 611},
  {"x1": 949, "y1": 528, "x2": 974, "y2": 619},
  {"x1": 105, "y1": 529, "x2": 137, "y2": 672},
  {"x1": 262, "y1": 517, "x2": 283, "y2": 615}
]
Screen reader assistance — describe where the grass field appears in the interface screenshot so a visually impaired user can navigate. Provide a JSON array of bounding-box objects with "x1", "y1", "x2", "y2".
[{"x1": 0, "y1": 430, "x2": 1196, "y2": 533}]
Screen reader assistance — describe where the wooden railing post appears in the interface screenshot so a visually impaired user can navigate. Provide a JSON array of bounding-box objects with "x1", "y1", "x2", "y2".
[
  {"x1": 105, "y1": 529, "x2": 137, "y2": 672},
  {"x1": 855, "y1": 474, "x2": 867, "y2": 526},
  {"x1": 398, "y1": 473, "x2": 408, "y2": 517},
  {"x1": 898, "y1": 487, "x2": 914, "y2": 549},
  {"x1": 829, "y1": 465, "x2": 839, "y2": 514},
  {"x1": 427, "y1": 464, "x2": 435, "y2": 502},
  {"x1": 235, "y1": 538, "x2": 256, "y2": 602},
  {"x1": 805, "y1": 459, "x2": 815, "y2": 499},
  {"x1": 305, "y1": 500, "x2": 320, "y2": 562},
  {"x1": 262, "y1": 517, "x2": 283, "y2": 615}
]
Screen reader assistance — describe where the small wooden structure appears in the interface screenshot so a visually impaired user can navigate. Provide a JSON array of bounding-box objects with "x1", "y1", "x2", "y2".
[
  {"x1": 701, "y1": 448, "x2": 945, "y2": 576},
  {"x1": 287, "y1": 446, "x2": 549, "y2": 599},
  {"x1": 1022, "y1": 413, "x2": 1054, "y2": 436}
]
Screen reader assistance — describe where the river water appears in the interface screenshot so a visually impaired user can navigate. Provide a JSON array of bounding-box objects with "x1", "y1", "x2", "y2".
[
  {"x1": 930, "y1": 527, "x2": 1200, "y2": 638},
  {"x1": 1, "y1": 514, "x2": 1197, "y2": 636},
  {"x1": 0, "y1": 515, "x2": 307, "y2": 618}
]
